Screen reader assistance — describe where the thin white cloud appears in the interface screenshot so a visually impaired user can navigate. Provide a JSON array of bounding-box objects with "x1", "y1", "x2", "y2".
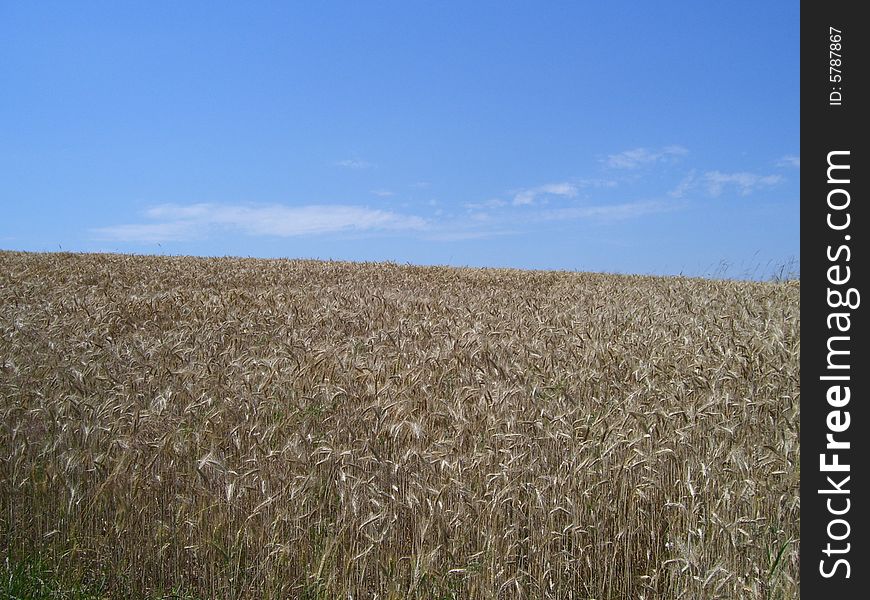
[
  {"x1": 704, "y1": 171, "x2": 783, "y2": 196},
  {"x1": 464, "y1": 198, "x2": 507, "y2": 210},
  {"x1": 605, "y1": 145, "x2": 688, "y2": 169},
  {"x1": 670, "y1": 169, "x2": 783, "y2": 197},
  {"x1": 446, "y1": 198, "x2": 682, "y2": 241},
  {"x1": 370, "y1": 189, "x2": 395, "y2": 197},
  {"x1": 512, "y1": 182, "x2": 578, "y2": 206},
  {"x1": 92, "y1": 221, "x2": 201, "y2": 243},
  {"x1": 669, "y1": 171, "x2": 697, "y2": 198},
  {"x1": 581, "y1": 178, "x2": 619, "y2": 189},
  {"x1": 93, "y1": 203, "x2": 425, "y2": 243},
  {"x1": 336, "y1": 159, "x2": 373, "y2": 169},
  {"x1": 541, "y1": 200, "x2": 679, "y2": 221},
  {"x1": 777, "y1": 155, "x2": 800, "y2": 168},
  {"x1": 144, "y1": 204, "x2": 212, "y2": 219},
  {"x1": 424, "y1": 229, "x2": 518, "y2": 241},
  {"x1": 512, "y1": 192, "x2": 535, "y2": 206},
  {"x1": 509, "y1": 179, "x2": 617, "y2": 206}
]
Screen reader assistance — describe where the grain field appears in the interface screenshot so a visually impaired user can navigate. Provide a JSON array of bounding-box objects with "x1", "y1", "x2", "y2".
[{"x1": 0, "y1": 251, "x2": 800, "y2": 599}]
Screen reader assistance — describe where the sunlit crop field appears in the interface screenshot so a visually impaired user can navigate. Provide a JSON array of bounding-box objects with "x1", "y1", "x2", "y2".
[{"x1": 0, "y1": 251, "x2": 799, "y2": 599}]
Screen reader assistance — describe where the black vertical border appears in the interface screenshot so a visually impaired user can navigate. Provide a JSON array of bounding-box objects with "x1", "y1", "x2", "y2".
[{"x1": 801, "y1": 1, "x2": 866, "y2": 595}]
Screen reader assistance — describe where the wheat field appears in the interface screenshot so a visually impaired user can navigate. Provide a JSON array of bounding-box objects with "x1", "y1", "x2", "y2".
[{"x1": 0, "y1": 251, "x2": 799, "y2": 599}]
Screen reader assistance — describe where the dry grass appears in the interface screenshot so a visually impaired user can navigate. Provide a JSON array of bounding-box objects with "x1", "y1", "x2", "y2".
[{"x1": 0, "y1": 250, "x2": 799, "y2": 599}]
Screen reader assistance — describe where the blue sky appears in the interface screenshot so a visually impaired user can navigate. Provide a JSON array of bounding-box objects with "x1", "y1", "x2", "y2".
[{"x1": 1, "y1": 1, "x2": 799, "y2": 278}]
